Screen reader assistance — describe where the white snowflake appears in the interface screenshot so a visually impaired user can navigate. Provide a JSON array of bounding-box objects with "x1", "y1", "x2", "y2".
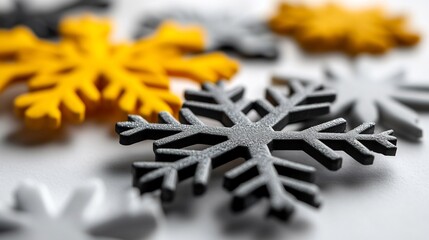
[{"x1": 0, "y1": 180, "x2": 161, "y2": 240}]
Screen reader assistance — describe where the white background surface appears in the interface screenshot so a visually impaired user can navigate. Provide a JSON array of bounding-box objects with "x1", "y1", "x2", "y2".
[{"x1": 1, "y1": 0, "x2": 429, "y2": 239}]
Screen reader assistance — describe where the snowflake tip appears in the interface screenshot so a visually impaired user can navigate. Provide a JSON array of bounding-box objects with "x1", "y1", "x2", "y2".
[
  {"x1": 132, "y1": 162, "x2": 179, "y2": 201},
  {"x1": 229, "y1": 174, "x2": 321, "y2": 221},
  {"x1": 115, "y1": 115, "x2": 149, "y2": 145}
]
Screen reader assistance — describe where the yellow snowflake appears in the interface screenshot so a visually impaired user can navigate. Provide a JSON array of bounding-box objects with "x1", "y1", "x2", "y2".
[
  {"x1": 269, "y1": 3, "x2": 420, "y2": 55},
  {"x1": 0, "y1": 15, "x2": 239, "y2": 129}
]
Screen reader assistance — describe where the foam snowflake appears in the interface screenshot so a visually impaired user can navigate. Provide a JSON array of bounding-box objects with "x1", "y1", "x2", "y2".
[
  {"x1": 0, "y1": 0, "x2": 110, "y2": 38},
  {"x1": 136, "y1": 9, "x2": 279, "y2": 59},
  {"x1": 273, "y1": 66, "x2": 429, "y2": 140},
  {"x1": 0, "y1": 180, "x2": 161, "y2": 240},
  {"x1": 116, "y1": 81, "x2": 397, "y2": 220},
  {"x1": 0, "y1": 15, "x2": 238, "y2": 129},
  {"x1": 269, "y1": 3, "x2": 420, "y2": 55}
]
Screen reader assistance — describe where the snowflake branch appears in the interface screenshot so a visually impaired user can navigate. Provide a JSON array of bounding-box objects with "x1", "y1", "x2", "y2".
[
  {"x1": 116, "y1": 113, "x2": 229, "y2": 145},
  {"x1": 259, "y1": 80, "x2": 336, "y2": 130},
  {"x1": 184, "y1": 82, "x2": 251, "y2": 126},
  {"x1": 224, "y1": 145, "x2": 320, "y2": 219},
  {"x1": 133, "y1": 141, "x2": 237, "y2": 200},
  {"x1": 273, "y1": 118, "x2": 397, "y2": 170}
]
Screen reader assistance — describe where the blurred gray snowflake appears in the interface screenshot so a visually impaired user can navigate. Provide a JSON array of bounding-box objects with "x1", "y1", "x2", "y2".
[
  {"x1": 0, "y1": 0, "x2": 109, "y2": 38},
  {"x1": 135, "y1": 9, "x2": 279, "y2": 59},
  {"x1": 273, "y1": 66, "x2": 429, "y2": 140}
]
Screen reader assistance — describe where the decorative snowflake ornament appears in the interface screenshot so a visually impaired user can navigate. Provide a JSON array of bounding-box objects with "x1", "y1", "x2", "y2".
[
  {"x1": 136, "y1": 9, "x2": 279, "y2": 59},
  {"x1": 116, "y1": 81, "x2": 397, "y2": 220},
  {"x1": 272, "y1": 66, "x2": 429, "y2": 140},
  {"x1": 0, "y1": 0, "x2": 110, "y2": 38},
  {"x1": 0, "y1": 15, "x2": 238, "y2": 129},
  {"x1": 269, "y1": 3, "x2": 420, "y2": 55},
  {"x1": 0, "y1": 180, "x2": 161, "y2": 240}
]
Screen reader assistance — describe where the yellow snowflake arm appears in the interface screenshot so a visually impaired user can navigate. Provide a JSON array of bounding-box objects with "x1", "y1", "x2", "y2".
[
  {"x1": 385, "y1": 16, "x2": 420, "y2": 46},
  {"x1": 15, "y1": 67, "x2": 100, "y2": 129},
  {"x1": 103, "y1": 65, "x2": 181, "y2": 121},
  {"x1": 135, "y1": 21, "x2": 205, "y2": 54},
  {"x1": 0, "y1": 63, "x2": 38, "y2": 91},
  {"x1": 60, "y1": 14, "x2": 111, "y2": 40},
  {"x1": 0, "y1": 27, "x2": 59, "y2": 60},
  {"x1": 163, "y1": 52, "x2": 239, "y2": 83},
  {"x1": 0, "y1": 27, "x2": 37, "y2": 57},
  {"x1": 269, "y1": 3, "x2": 310, "y2": 35}
]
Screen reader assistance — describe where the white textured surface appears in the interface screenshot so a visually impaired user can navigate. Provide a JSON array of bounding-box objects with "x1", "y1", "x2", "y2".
[{"x1": 0, "y1": 0, "x2": 429, "y2": 239}]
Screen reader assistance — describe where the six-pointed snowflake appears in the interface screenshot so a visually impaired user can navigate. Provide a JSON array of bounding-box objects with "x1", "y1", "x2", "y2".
[
  {"x1": 116, "y1": 81, "x2": 397, "y2": 220},
  {"x1": 0, "y1": 0, "x2": 110, "y2": 38},
  {"x1": 136, "y1": 9, "x2": 279, "y2": 59},
  {"x1": 273, "y1": 66, "x2": 429, "y2": 140},
  {"x1": 0, "y1": 15, "x2": 238, "y2": 129},
  {"x1": 269, "y1": 3, "x2": 420, "y2": 55},
  {"x1": 0, "y1": 180, "x2": 161, "y2": 240}
]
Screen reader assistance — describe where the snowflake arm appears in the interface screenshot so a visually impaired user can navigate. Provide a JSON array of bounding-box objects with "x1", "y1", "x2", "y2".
[
  {"x1": 14, "y1": 63, "x2": 100, "y2": 129},
  {"x1": 116, "y1": 81, "x2": 397, "y2": 220},
  {"x1": 162, "y1": 53, "x2": 239, "y2": 83},
  {"x1": 273, "y1": 119, "x2": 397, "y2": 170},
  {"x1": 376, "y1": 96, "x2": 422, "y2": 139},
  {"x1": 392, "y1": 86, "x2": 429, "y2": 110},
  {"x1": 0, "y1": 27, "x2": 39, "y2": 58},
  {"x1": 133, "y1": 21, "x2": 239, "y2": 82}
]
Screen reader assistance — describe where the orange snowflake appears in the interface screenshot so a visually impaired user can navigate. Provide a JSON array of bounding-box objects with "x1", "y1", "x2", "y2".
[
  {"x1": 269, "y1": 3, "x2": 420, "y2": 55},
  {"x1": 0, "y1": 15, "x2": 238, "y2": 129}
]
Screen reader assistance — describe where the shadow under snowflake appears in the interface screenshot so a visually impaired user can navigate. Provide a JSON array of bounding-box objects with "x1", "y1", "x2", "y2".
[
  {"x1": 116, "y1": 81, "x2": 397, "y2": 220},
  {"x1": 0, "y1": 180, "x2": 161, "y2": 240}
]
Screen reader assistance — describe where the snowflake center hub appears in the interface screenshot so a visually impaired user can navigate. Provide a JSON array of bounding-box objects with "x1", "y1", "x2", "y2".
[{"x1": 229, "y1": 124, "x2": 274, "y2": 145}]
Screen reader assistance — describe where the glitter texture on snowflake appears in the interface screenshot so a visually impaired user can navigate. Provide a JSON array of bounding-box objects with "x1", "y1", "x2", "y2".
[
  {"x1": 0, "y1": 180, "x2": 161, "y2": 240},
  {"x1": 116, "y1": 81, "x2": 397, "y2": 220},
  {"x1": 0, "y1": 15, "x2": 238, "y2": 129},
  {"x1": 136, "y1": 9, "x2": 279, "y2": 59},
  {"x1": 273, "y1": 66, "x2": 429, "y2": 140},
  {"x1": 269, "y1": 3, "x2": 420, "y2": 55},
  {"x1": 0, "y1": 0, "x2": 110, "y2": 38}
]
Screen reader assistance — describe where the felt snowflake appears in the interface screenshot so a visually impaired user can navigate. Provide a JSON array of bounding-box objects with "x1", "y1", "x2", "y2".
[
  {"x1": 269, "y1": 3, "x2": 420, "y2": 55},
  {"x1": 136, "y1": 9, "x2": 279, "y2": 59},
  {"x1": 0, "y1": 0, "x2": 110, "y2": 38},
  {"x1": 0, "y1": 15, "x2": 238, "y2": 129},
  {"x1": 0, "y1": 180, "x2": 161, "y2": 240},
  {"x1": 0, "y1": 26, "x2": 41, "y2": 60},
  {"x1": 272, "y1": 66, "x2": 429, "y2": 140},
  {"x1": 116, "y1": 81, "x2": 397, "y2": 220}
]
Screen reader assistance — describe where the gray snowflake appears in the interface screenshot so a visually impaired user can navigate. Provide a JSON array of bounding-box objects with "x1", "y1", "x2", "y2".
[
  {"x1": 272, "y1": 66, "x2": 429, "y2": 140},
  {"x1": 135, "y1": 9, "x2": 279, "y2": 59},
  {"x1": 0, "y1": 180, "x2": 160, "y2": 240},
  {"x1": 116, "y1": 81, "x2": 397, "y2": 220},
  {"x1": 0, "y1": 0, "x2": 110, "y2": 38}
]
